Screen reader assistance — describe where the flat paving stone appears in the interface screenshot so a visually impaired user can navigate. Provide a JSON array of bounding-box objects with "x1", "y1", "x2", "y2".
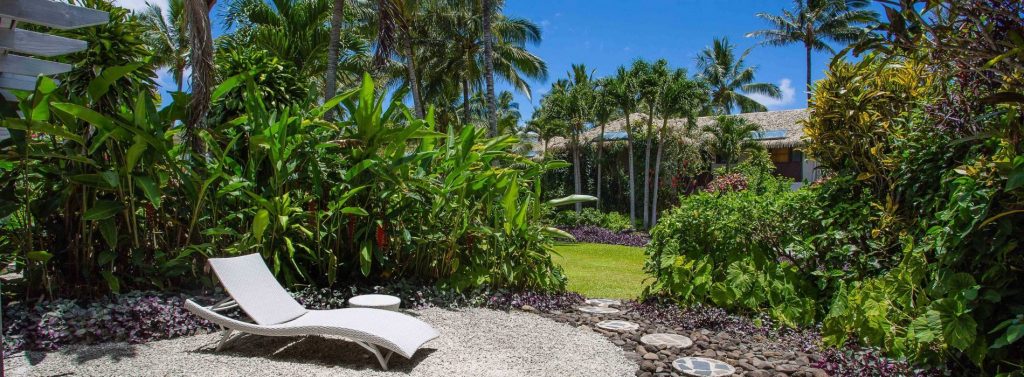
[
  {"x1": 577, "y1": 306, "x2": 620, "y2": 314},
  {"x1": 640, "y1": 333, "x2": 693, "y2": 349},
  {"x1": 596, "y1": 320, "x2": 639, "y2": 332},
  {"x1": 672, "y1": 356, "x2": 735, "y2": 376},
  {"x1": 585, "y1": 298, "x2": 622, "y2": 307}
]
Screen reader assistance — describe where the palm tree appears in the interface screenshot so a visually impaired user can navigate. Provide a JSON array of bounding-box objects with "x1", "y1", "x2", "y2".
[
  {"x1": 324, "y1": 0, "x2": 345, "y2": 120},
  {"x1": 141, "y1": 0, "x2": 189, "y2": 93},
  {"x1": 419, "y1": 4, "x2": 547, "y2": 125},
  {"x1": 703, "y1": 115, "x2": 763, "y2": 170},
  {"x1": 534, "y1": 66, "x2": 593, "y2": 212},
  {"x1": 651, "y1": 71, "x2": 707, "y2": 225},
  {"x1": 591, "y1": 78, "x2": 616, "y2": 210},
  {"x1": 481, "y1": 0, "x2": 498, "y2": 136},
  {"x1": 696, "y1": 37, "x2": 781, "y2": 114},
  {"x1": 184, "y1": 0, "x2": 216, "y2": 151},
  {"x1": 634, "y1": 59, "x2": 669, "y2": 228},
  {"x1": 606, "y1": 66, "x2": 639, "y2": 225},
  {"x1": 747, "y1": 0, "x2": 876, "y2": 101}
]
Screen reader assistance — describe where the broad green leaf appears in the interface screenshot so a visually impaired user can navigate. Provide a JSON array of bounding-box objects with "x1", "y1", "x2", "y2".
[
  {"x1": 339, "y1": 207, "x2": 369, "y2": 216},
  {"x1": 541, "y1": 227, "x2": 575, "y2": 240},
  {"x1": 84, "y1": 200, "x2": 123, "y2": 220},
  {"x1": 26, "y1": 251, "x2": 53, "y2": 263},
  {"x1": 98, "y1": 219, "x2": 118, "y2": 248},
  {"x1": 253, "y1": 209, "x2": 270, "y2": 241},
  {"x1": 101, "y1": 271, "x2": 121, "y2": 294},
  {"x1": 1, "y1": 119, "x2": 84, "y2": 145},
  {"x1": 135, "y1": 176, "x2": 162, "y2": 208},
  {"x1": 87, "y1": 63, "x2": 144, "y2": 101},
  {"x1": 359, "y1": 240, "x2": 372, "y2": 277}
]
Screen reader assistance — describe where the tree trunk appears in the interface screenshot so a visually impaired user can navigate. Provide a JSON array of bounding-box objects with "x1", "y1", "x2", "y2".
[
  {"x1": 805, "y1": 43, "x2": 812, "y2": 102},
  {"x1": 572, "y1": 136, "x2": 582, "y2": 213},
  {"x1": 324, "y1": 0, "x2": 345, "y2": 121},
  {"x1": 175, "y1": 64, "x2": 184, "y2": 93},
  {"x1": 481, "y1": 0, "x2": 498, "y2": 136},
  {"x1": 184, "y1": 0, "x2": 215, "y2": 153},
  {"x1": 642, "y1": 108, "x2": 654, "y2": 228},
  {"x1": 651, "y1": 116, "x2": 669, "y2": 226},
  {"x1": 596, "y1": 121, "x2": 605, "y2": 209},
  {"x1": 462, "y1": 77, "x2": 471, "y2": 125},
  {"x1": 625, "y1": 115, "x2": 636, "y2": 226},
  {"x1": 405, "y1": 37, "x2": 424, "y2": 118}
]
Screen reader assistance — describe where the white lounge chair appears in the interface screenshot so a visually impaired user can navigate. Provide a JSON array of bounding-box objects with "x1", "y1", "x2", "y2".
[{"x1": 184, "y1": 254, "x2": 439, "y2": 370}]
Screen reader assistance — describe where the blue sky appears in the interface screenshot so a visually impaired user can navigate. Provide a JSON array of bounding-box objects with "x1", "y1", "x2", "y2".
[{"x1": 114, "y1": 0, "x2": 874, "y2": 120}]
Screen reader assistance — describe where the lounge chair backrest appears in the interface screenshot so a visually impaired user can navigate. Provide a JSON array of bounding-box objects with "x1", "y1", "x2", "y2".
[{"x1": 207, "y1": 254, "x2": 307, "y2": 325}]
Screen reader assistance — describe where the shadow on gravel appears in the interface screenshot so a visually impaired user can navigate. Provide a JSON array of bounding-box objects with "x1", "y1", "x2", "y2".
[
  {"x1": 58, "y1": 342, "x2": 140, "y2": 365},
  {"x1": 191, "y1": 334, "x2": 436, "y2": 373}
]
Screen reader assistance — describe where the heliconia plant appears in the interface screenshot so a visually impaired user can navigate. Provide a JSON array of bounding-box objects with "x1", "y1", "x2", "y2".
[{"x1": 0, "y1": 68, "x2": 579, "y2": 299}]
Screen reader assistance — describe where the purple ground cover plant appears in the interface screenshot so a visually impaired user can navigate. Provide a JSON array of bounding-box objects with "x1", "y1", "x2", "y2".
[
  {"x1": 2, "y1": 292, "x2": 218, "y2": 354},
  {"x1": 559, "y1": 226, "x2": 650, "y2": 247}
]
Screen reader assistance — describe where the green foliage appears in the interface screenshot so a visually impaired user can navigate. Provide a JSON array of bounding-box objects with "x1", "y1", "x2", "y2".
[
  {"x1": 56, "y1": 0, "x2": 158, "y2": 113},
  {"x1": 550, "y1": 208, "x2": 634, "y2": 232},
  {"x1": 211, "y1": 48, "x2": 311, "y2": 123},
  {"x1": 645, "y1": 188, "x2": 819, "y2": 327},
  {"x1": 0, "y1": 71, "x2": 569, "y2": 298}
]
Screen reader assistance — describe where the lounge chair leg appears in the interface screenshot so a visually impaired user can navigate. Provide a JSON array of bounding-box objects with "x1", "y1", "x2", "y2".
[
  {"x1": 216, "y1": 328, "x2": 234, "y2": 351},
  {"x1": 354, "y1": 341, "x2": 394, "y2": 370}
]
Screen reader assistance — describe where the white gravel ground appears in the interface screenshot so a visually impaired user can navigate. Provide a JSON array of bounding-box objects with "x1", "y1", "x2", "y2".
[{"x1": 4, "y1": 308, "x2": 636, "y2": 377}]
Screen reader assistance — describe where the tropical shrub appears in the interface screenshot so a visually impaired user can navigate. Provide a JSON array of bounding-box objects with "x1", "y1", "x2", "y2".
[
  {"x1": 0, "y1": 69, "x2": 574, "y2": 299},
  {"x1": 550, "y1": 208, "x2": 634, "y2": 231},
  {"x1": 645, "y1": 187, "x2": 820, "y2": 327}
]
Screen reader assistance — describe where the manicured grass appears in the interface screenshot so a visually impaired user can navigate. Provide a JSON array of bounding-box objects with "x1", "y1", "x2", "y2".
[{"x1": 551, "y1": 242, "x2": 648, "y2": 299}]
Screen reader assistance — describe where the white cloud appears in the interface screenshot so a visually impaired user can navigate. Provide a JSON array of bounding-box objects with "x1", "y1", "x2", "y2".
[
  {"x1": 747, "y1": 78, "x2": 796, "y2": 110},
  {"x1": 113, "y1": 0, "x2": 167, "y2": 12}
]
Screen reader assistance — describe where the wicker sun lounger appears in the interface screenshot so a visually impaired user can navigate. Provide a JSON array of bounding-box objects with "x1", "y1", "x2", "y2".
[{"x1": 185, "y1": 254, "x2": 439, "y2": 370}]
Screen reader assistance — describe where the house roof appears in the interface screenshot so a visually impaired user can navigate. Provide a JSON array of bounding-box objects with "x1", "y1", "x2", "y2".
[{"x1": 537, "y1": 108, "x2": 808, "y2": 154}]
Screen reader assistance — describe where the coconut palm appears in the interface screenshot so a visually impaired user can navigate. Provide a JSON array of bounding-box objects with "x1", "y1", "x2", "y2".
[
  {"x1": 704, "y1": 115, "x2": 763, "y2": 170},
  {"x1": 141, "y1": 0, "x2": 189, "y2": 93},
  {"x1": 606, "y1": 65, "x2": 640, "y2": 224},
  {"x1": 746, "y1": 0, "x2": 876, "y2": 101},
  {"x1": 481, "y1": 0, "x2": 498, "y2": 136},
  {"x1": 419, "y1": 3, "x2": 547, "y2": 124},
  {"x1": 324, "y1": 0, "x2": 345, "y2": 120},
  {"x1": 696, "y1": 37, "x2": 781, "y2": 114},
  {"x1": 184, "y1": 0, "x2": 215, "y2": 151},
  {"x1": 591, "y1": 78, "x2": 617, "y2": 209},
  {"x1": 651, "y1": 71, "x2": 708, "y2": 225},
  {"x1": 634, "y1": 59, "x2": 669, "y2": 228}
]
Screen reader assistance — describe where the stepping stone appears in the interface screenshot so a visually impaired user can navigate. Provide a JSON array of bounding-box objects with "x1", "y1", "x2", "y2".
[
  {"x1": 641, "y1": 333, "x2": 693, "y2": 348},
  {"x1": 577, "y1": 306, "x2": 620, "y2": 314},
  {"x1": 596, "y1": 320, "x2": 639, "y2": 332},
  {"x1": 585, "y1": 298, "x2": 622, "y2": 307},
  {"x1": 672, "y1": 357, "x2": 735, "y2": 377}
]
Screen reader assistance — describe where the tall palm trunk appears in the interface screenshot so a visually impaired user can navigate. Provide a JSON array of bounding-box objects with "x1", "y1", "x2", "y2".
[
  {"x1": 651, "y1": 116, "x2": 669, "y2": 226},
  {"x1": 805, "y1": 43, "x2": 812, "y2": 102},
  {"x1": 625, "y1": 115, "x2": 636, "y2": 226},
  {"x1": 324, "y1": 0, "x2": 345, "y2": 121},
  {"x1": 481, "y1": 0, "x2": 498, "y2": 137},
  {"x1": 462, "y1": 77, "x2": 471, "y2": 125},
  {"x1": 405, "y1": 37, "x2": 424, "y2": 118},
  {"x1": 596, "y1": 121, "x2": 605, "y2": 209},
  {"x1": 184, "y1": 0, "x2": 215, "y2": 153},
  {"x1": 572, "y1": 134, "x2": 582, "y2": 212},
  {"x1": 642, "y1": 108, "x2": 655, "y2": 228}
]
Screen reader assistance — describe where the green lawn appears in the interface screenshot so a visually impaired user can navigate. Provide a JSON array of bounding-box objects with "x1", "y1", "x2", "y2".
[{"x1": 551, "y1": 243, "x2": 648, "y2": 299}]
